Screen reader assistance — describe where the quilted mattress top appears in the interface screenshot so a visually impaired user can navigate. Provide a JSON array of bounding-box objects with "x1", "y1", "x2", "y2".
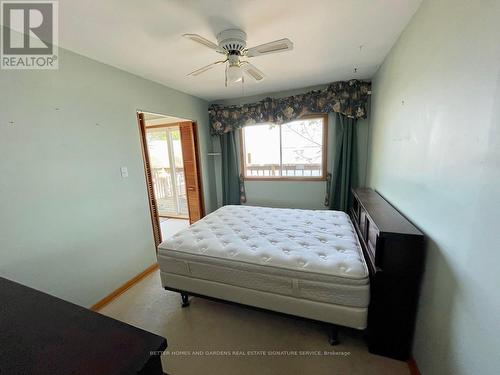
[{"x1": 159, "y1": 205, "x2": 368, "y2": 280}]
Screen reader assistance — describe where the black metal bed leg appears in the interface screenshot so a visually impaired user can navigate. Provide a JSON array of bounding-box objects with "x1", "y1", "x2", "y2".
[
  {"x1": 180, "y1": 292, "x2": 190, "y2": 307},
  {"x1": 328, "y1": 325, "x2": 340, "y2": 346}
]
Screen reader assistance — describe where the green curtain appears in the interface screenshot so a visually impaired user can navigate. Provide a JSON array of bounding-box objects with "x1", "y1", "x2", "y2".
[
  {"x1": 220, "y1": 131, "x2": 244, "y2": 205},
  {"x1": 328, "y1": 113, "x2": 359, "y2": 212}
]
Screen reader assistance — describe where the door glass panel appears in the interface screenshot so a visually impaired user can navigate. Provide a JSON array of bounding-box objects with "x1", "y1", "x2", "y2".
[{"x1": 145, "y1": 126, "x2": 188, "y2": 217}]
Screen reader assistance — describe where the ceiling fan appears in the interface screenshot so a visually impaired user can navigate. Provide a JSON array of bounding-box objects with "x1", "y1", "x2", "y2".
[{"x1": 183, "y1": 29, "x2": 293, "y2": 85}]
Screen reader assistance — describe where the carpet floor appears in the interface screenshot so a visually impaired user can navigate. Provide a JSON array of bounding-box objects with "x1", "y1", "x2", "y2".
[{"x1": 99, "y1": 270, "x2": 410, "y2": 375}]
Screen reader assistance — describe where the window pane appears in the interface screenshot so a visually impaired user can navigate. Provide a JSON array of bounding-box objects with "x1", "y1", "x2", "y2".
[
  {"x1": 281, "y1": 118, "x2": 323, "y2": 177},
  {"x1": 170, "y1": 129, "x2": 184, "y2": 169},
  {"x1": 243, "y1": 124, "x2": 281, "y2": 177},
  {"x1": 146, "y1": 128, "x2": 169, "y2": 168}
]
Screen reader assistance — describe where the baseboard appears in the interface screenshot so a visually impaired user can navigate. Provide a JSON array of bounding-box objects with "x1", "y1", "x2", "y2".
[
  {"x1": 408, "y1": 358, "x2": 421, "y2": 375},
  {"x1": 90, "y1": 263, "x2": 159, "y2": 311}
]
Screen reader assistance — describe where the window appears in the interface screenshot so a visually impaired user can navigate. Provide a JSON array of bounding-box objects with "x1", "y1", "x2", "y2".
[{"x1": 241, "y1": 115, "x2": 327, "y2": 180}]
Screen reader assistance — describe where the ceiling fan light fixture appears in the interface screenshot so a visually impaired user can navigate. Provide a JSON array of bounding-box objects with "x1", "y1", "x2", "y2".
[
  {"x1": 184, "y1": 29, "x2": 292, "y2": 85},
  {"x1": 227, "y1": 64, "x2": 243, "y2": 83}
]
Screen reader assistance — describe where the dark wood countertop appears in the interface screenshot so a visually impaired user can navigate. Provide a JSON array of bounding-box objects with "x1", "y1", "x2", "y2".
[{"x1": 0, "y1": 277, "x2": 167, "y2": 375}]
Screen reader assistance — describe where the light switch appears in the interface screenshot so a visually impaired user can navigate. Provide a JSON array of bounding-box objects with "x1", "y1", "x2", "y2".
[{"x1": 120, "y1": 166, "x2": 129, "y2": 178}]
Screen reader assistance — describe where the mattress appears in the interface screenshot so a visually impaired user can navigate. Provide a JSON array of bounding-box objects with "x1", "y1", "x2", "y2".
[{"x1": 158, "y1": 205, "x2": 370, "y2": 328}]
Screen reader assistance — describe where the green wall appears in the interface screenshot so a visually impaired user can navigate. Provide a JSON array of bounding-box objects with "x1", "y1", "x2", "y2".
[
  {"x1": 211, "y1": 86, "x2": 370, "y2": 209},
  {"x1": 366, "y1": 0, "x2": 500, "y2": 374},
  {"x1": 0, "y1": 45, "x2": 216, "y2": 307}
]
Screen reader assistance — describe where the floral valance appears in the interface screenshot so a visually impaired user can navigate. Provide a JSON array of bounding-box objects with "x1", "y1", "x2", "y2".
[{"x1": 209, "y1": 79, "x2": 371, "y2": 135}]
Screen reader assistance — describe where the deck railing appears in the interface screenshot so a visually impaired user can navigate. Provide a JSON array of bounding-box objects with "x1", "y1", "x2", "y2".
[
  {"x1": 151, "y1": 168, "x2": 187, "y2": 215},
  {"x1": 245, "y1": 164, "x2": 322, "y2": 177}
]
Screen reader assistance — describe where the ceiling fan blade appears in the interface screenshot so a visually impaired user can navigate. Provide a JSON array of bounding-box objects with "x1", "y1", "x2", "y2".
[
  {"x1": 242, "y1": 62, "x2": 265, "y2": 81},
  {"x1": 183, "y1": 33, "x2": 222, "y2": 52},
  {"x1": 245, "y1": 38, "x2": 293, "y2": 57},
  {"x1": 187, "y1": 60, "x2": 227, "y2": 77}
]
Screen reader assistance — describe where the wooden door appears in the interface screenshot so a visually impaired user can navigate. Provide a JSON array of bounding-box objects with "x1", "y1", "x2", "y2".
[
  {"x1": 137, "y1": 113, "x2": 162, "y2": 247},
  {"x1": 179, "y1": 121, "x2": 204, "y2": 224}
]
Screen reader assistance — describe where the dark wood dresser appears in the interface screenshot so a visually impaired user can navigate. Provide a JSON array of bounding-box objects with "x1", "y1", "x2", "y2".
[
  {"x1": 0, "y1": 277, "x2": 167, "y2": 375},
  {"x1": 350, "y1": 188, "x2": 424, "y2": 360}
]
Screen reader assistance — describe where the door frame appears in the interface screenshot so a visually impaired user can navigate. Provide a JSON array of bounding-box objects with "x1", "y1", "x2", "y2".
[
  {"x1": 137, "y1": 112, "x2": 162, "y2": 247},
  {"x1": 137, "y1": 111, "x2": 204, "y2": 248},
  {"x1": 186, "y1": 121, "x2": 205, "y2": 220}
]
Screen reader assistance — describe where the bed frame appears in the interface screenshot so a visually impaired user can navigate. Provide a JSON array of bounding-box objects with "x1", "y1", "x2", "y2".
[
  {"x1": 350, "y1": 188, "x2": 424, "y2": 360},
  {"x1": 165, "y1": 286, "x2": 340, "y2": 345},
  {"x1": 161, "y1": 206, "x2": 370, "y2": 346},
  {"x1": 163, "y1": 192, "x2": 424, "y2": 359}
]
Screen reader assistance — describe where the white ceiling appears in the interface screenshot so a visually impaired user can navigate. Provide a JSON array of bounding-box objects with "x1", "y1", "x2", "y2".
[{"x1": 58, "y1": 0, "x2": 421, "y2": 101}]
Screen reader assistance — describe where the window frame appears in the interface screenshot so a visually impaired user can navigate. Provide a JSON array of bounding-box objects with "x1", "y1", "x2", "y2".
[{"x1": 240, "y1": 114, "x2": 328, "y2": 181}]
